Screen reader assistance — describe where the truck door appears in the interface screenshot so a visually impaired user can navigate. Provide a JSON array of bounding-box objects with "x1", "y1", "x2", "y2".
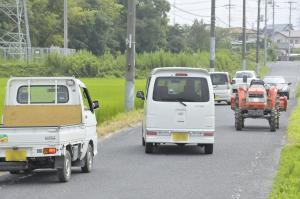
[{"x1": 80, "y1": 87, "x2": 97, "y2": 145}]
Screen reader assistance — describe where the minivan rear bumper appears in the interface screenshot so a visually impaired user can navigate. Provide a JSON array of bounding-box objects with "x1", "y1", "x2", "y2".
[{"x1": 145, "y1": 130, "x2": 214, "y2": 144}]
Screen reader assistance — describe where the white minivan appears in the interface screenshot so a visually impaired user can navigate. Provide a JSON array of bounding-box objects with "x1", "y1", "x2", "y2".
[
  {"x1": 136, "y1": 67, "x2": 215, "y2": 154},
  {"x1": 210, "y1": 72, "x2": 232, "y2": 104}
]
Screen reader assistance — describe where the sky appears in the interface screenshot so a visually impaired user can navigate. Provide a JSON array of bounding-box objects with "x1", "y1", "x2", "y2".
[{"x1": 167, "y1": 0, "x2": 300, "y2": 29}]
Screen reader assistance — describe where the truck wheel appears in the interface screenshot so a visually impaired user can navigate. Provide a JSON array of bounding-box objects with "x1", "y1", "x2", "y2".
[
  {"x1": 204, "y1": 144, "x2": 213, "y2": 154},
  {"x1": 145, "y1": 143, "x2": 154, "y2": 154},
  {"x1": 81, "y1": 144, "x2": 93, "y2": 173},
  {"x1": 270, "y1": 110, "x2": 276, "y2": 132},
  {"x1": 57, "y1": 150, "x2": 72, "y2": 182}
]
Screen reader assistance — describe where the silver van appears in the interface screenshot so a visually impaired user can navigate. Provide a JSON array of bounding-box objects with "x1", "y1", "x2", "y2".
[{"x1": 210, "y1": 72, "x2": 231, "y2": 105}]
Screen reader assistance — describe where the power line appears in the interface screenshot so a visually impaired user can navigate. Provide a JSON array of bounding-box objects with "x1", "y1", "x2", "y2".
[{"x1": 171, "y1": 4, "x2": 210, "y2": 18}]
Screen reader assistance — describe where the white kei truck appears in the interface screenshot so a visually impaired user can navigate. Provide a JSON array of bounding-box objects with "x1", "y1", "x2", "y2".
[
  {"x1": 0, "y1": 77, "x2": 99, "y2": 182},
  {"x1": 136, "y1": 68, "x2": 215, "y2": 154}
]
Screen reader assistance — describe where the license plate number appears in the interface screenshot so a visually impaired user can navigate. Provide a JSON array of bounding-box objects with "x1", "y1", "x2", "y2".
[
  {"x1": 172, "y1": 132, "x2": 189, "y2": 142},
  {"x1": 5, "y1": 149, "x2": 27, "y2": 161}
]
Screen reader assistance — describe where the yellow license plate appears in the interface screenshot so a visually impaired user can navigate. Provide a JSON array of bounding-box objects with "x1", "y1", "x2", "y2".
[
  {"x1": 172, "y1": 132, "x2": 189, "y2": 142},
  {"x1": 5, "y1": 149, "x2": 27, "y2": 161}
]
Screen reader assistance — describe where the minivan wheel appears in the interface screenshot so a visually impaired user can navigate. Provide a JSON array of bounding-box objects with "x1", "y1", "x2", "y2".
[
  {"x1": 81, "y1": 144, "x2": 93, "y2": 173},
  {"x1": 145, "y1": 143, "x2": 154, "y2": 154},
  {"x1": 204, "y1": 144, "x2": 213, "y2": 154},
  {"x1": 57, "y1": 150, "x2": 72, "y2": 182}
]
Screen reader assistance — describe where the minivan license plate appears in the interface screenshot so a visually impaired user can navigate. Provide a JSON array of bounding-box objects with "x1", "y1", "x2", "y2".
[
  {"x1": 5, "y1": 149, "x2": 27, "y2": 161},
  {"x1": 172, "y1": 133, "x2": 188, "y2": 142}
]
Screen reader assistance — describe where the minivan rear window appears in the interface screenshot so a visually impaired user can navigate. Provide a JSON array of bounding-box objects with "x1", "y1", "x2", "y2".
[
  {"x1": 210, "y1": 74, "x2": 228, "y2": 85},
  {"x1": 153, "y1": 77, "x2": 209, "y2": 102}
]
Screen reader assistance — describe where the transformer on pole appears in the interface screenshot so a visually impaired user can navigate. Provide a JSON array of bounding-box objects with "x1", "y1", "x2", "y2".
[{"x1": 0, "y1": 0, "x2": 31, "y2": 59}]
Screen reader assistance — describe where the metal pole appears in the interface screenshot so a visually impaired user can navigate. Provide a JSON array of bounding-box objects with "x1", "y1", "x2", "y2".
[
  {"x1": 272, "y1": 0, "x2": 275, "y2": 43},
  {"x1": 256, "y1": 0, "x2": 261, "y2": 74},
  {"x1": 242, "y1": 0, "x2": 247, "y2": 70},
  {"x1": 23, "y1": 0, "x2": 31, "y2": 60},
  {"x1": 64, "y1": 0, "x2": 68, "y2": 54},
  {"x1": 125, "y1": 0, "x2": 136, "y2": 112},
  {"x1": 287, "y1": 1, "x2": 293, "y2": 61},
  {"x1": 173, "y1": 0, "x2": 176, "y2": 25},
  {"x1": 264, "y1": 0, "x2": 268, "y2": 66},
  {"x1": 210, "y1": 0, "x2": 216, "y2": 72}
]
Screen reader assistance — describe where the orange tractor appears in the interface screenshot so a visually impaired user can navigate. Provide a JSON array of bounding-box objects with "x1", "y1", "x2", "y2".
[{"x1": 231, "y1": 79, "x2": 287, "y2": 132}]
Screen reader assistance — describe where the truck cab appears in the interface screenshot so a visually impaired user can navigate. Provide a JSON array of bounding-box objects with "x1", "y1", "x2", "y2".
[{"x1": 0, "y1": 77, "x2": 99, "y2": 182}]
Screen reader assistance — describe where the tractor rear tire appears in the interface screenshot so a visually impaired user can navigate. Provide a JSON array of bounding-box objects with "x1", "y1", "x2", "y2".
[
  {"x1": 235, "y1": 110, "x2": 243, "y2": 131},
  {"x1": 270, "y1": 110, "x2": 276, "y2": 132}
]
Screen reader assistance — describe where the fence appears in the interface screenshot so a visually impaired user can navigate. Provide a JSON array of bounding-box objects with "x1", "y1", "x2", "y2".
[{"x1": 0, "y1": 47, "x2": 76, "y2": 61}]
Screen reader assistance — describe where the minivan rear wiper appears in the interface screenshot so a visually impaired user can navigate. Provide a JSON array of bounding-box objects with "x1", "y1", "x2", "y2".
[{"x1": 176, "y1": 100, "x2": 187, "y2": 107}]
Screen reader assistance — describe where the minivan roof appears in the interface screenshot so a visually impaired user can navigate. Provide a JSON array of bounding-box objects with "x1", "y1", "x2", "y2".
[
  {"x1": 209, "y1": 72, "x2": 229, "y2": 75},
  {"x1": 151, "y1": 67, "x2": 209, "y2": 76}
]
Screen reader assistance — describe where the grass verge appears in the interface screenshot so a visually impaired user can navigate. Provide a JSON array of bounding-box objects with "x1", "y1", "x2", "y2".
[
  {"x1": 269, "y1": 85, "x2": 300, "y2": 199},
  {"x1": 97, "y1": 109, "x2": 143, "y2": 138}
]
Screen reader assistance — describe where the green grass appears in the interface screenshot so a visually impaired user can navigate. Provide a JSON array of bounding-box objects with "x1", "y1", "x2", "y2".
[
  {"x1": 269, "y1": 85, "x2": 300, "y2": 199},
  {"x1": 0, "y1": 78, "x2": 146, "y2": 124}
]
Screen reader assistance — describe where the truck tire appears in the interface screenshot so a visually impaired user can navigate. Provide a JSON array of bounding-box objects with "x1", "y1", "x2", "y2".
[
  {"x1": 204, "y1": 144, "x2": 213, "y2": 154},
  {"x1": 81, "y1": 144, "x2": 93, "y2": 173},
  {"x1": 57, "y1": 150, "x2": 72, "y2": 182},
  {"x1": 270, "y1": 110, "x2": 276, "y2": 132},
  {"x1": 145, "y1": 143, "x2": 154, "y2": 154},
  {"x1": 275, "y1": 96, "x2": 280, "y2": 129}
]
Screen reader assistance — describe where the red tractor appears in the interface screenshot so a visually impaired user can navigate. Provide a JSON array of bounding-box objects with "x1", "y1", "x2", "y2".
[{"x1": 231, "y1": 79, "x2": 287, "y2": 132}]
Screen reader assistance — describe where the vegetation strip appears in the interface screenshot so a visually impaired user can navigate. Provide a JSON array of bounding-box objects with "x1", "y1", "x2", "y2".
[{"x1": 269, "y1": 85, "x2": 300, "y2": 199}]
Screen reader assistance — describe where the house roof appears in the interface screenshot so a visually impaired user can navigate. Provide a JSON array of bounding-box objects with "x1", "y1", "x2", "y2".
[
  {"x1": 230, "y1": 27, "x2": 256, "y2": 34},
  {"x1": 266, "y1": 24, "x2": 293, "y2": 32},
  {"x1": 276, "y1": 30, "x2": 300, "y2": 38}
]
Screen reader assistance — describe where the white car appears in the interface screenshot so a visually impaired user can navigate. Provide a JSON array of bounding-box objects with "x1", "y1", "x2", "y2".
[
  {"x1": 210, "y1": 72, "x2": 232, "y2": 104},
  {"x1": 136, "y1": 67, "x2": 215, "y2": 154},
  {"x1": 232, "y1": 70, "x2": 258, "y2": 93},
  {"x1": 0, "y1": 77, "x2": 99, "y2": 182}
]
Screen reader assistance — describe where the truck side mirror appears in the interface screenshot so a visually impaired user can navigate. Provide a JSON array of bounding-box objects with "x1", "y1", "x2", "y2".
[
  {"x1": 136, "y1": 91, "x2": 145, "y2": 100},
  {"x1": 288, "y1": 82, "x2": 292, "y2": 86},
  {"x1": 93, "y1": 100, "x2": 100, "y2": 110}
]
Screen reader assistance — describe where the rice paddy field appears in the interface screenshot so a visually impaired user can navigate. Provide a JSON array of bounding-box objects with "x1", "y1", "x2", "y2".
[{"x1": 0, "y1": 78, "x2": 146, "y2": 124}]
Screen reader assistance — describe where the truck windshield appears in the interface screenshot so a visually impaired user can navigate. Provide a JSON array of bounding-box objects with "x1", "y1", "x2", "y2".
[
  {"x1": 210, "y1": 74, "x2": 228, "y2": 85},
  {"x1": 153, "y1": 77, "x2": 209, "y2": 102},
  {"x1": 17, "y1": 85, "x2": 69, "y2": 104}
]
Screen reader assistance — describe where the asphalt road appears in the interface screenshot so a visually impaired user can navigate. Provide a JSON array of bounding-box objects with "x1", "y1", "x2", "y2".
[{"x1": 0, "y1": 62, "x2": 299, "y2": 199}]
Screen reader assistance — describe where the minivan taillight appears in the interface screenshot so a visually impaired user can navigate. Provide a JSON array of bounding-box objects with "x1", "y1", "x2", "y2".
[
  {"x1": 203, "y1": 132, "x2": 214, "y2": 137},
  {"x1": 146, "y1": 131, "x2": 157, "y2": 136}
]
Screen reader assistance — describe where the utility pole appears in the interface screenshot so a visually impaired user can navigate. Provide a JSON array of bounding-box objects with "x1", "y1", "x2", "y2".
[
  {"x1": 173, "y1": 0, "x2": 176, "y2": 25},
  {"x1": 264, "y1": 0, "x2": 268, "y2": 67},
  {"x1": 272, "y1": 0, "x2": 275, "y2": 42},
  {"x1": 64, "y1": 0, "x2": 68, "y2": 54},
  {"x1": 210, "y1": 0, "x2": 216, "y2": 72},
  {"x1": 256, "y1": 0, "x2": 261, "y2": 74},
  {"x1": 287, "y1": 1, "x2": 296, "y2": 61},
  {"x1": 242, "y1": 0, "x2": 247, "y2": 70},
  {"x1": 224, "y1": 0, "x2": 235, "y2": 50},
  {"x1": 224, "y1": 0, "x2": 234, "y2": 29},
  {"x1": 125, "y1": 0, "x2": 136, "y2": 112}
]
